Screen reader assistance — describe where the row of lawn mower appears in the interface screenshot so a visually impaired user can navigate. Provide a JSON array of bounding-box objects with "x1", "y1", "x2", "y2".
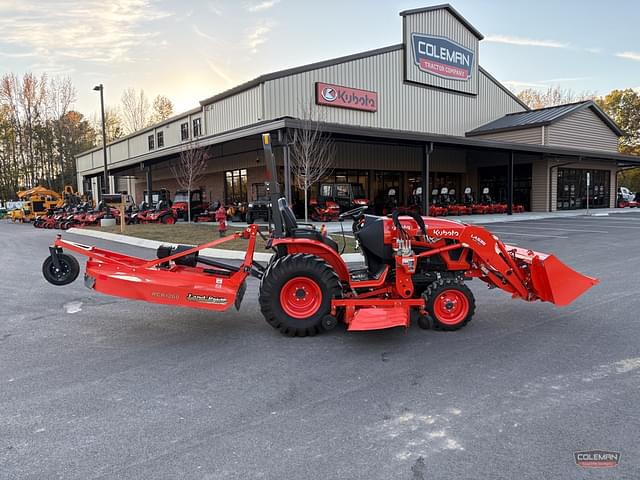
[
  {"x1": 33, "y1": 198, "x2": 181, "y2": 230},
  {"x1": 422, "y1": 187, "x2": 525, "y2": 217},
  {"x1": 33, "y1": 202, "x2": 122, "y2": 230}
]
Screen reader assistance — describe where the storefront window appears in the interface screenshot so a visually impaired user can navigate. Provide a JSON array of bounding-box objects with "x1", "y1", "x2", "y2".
[
  {"x1": 557, "y1": 168, "x2": 609, "y2": 210},
  {"x1": 225, "y1": 169, "x2": 247, "y2": 204},
  {"x1": 478, "y1": 165, "x2": 532, "y2": 211}
]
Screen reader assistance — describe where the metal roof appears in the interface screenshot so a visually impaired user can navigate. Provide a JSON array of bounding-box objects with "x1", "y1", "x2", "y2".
[
  {"x1": 467, "y1": 101, "x2": 624, "y2": 137},
  {"x1": 199, "y1": 44, "x2": 403, "y2": 106},
  {"x1": 399, "y1": 4, "x2": 484, "y2": 40}
]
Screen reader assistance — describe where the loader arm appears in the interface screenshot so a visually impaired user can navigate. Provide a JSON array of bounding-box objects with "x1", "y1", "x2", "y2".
[{"x1": 441, "y1": 223, "x2": 598, "y2": 306}]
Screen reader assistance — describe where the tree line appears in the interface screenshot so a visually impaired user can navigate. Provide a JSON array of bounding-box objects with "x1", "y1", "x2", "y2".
[{"x1": 0, "y1": 72, "x2": 174, "y2": 201}]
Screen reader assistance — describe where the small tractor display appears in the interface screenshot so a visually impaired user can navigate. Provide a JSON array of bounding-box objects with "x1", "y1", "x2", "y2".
[{"x1": 43, "y1": 133, "x2": 598, "y2": 337}]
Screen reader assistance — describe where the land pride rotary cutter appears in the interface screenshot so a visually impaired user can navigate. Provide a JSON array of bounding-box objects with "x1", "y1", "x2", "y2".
[{"x1": 43, "y1": 134, "x2": 598, "y2": 336}]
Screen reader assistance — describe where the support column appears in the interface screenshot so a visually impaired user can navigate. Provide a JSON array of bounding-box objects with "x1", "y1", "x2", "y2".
[
  {"x1": 422, "y1": 142, "x2": 434, "y2": 214},
  {"x1": 283, "y1": 135, "x2": 291, "y2": 204},
  {"x1": 507, "y1": 151, "x2": 514, "y2": 215},
  {"x1": 145, "y1": 165, "x2": 153, "y2": 205}
]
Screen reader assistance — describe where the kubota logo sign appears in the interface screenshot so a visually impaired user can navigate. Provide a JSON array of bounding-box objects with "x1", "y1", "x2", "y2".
[
  {"x1": 315, "y1": 82, "x2": 378, "y2": 112},
  {"x1": 411, "y1": 34, "x2": 474, "y2": 81}
]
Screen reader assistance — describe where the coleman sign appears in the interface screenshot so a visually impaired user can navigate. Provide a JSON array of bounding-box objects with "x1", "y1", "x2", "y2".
[
  {"x1": 411, "y1": 33, "x2": 474, "y2": 81},
  {"x1": 315, "y1": 82, "x2": 377, "y2": 112}
]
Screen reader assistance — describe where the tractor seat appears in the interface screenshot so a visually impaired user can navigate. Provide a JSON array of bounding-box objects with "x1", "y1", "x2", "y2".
[{"x1": 277, "y1": 198, "x2": 338, "y2": 253}]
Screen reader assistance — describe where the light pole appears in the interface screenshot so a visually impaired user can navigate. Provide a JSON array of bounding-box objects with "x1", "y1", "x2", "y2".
[{"x1": 93, "y1": 84, "x2": 109, "y2": 200}]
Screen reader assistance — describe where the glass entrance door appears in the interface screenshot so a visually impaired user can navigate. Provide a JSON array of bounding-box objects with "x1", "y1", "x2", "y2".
[{"x1": 557, "y1": 168, "x2": 610, "y2": 210}]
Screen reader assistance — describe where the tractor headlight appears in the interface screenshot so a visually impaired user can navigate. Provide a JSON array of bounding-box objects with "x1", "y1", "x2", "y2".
[{"x1": 248, "y1": 203, "x2": 253, "y2": 208}]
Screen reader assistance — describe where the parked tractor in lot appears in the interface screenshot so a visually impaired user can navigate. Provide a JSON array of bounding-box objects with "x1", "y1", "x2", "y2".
[{"x1": 43, "y1": 133, "x2": 597, "y2": 338}]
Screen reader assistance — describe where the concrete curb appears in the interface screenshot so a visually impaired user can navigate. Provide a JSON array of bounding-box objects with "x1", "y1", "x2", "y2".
[{"x1": 66, "y1": 228, "x2": 365, "y2": 263}]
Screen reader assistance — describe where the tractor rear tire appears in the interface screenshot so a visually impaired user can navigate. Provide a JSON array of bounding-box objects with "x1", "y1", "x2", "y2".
[
  {"x1": 423, "y1": 278, "x2": 475, "y2": 331},
  {"x1": 42, "y1": 253, "x2": 80, "y2": 286},
  {"x1": 259, "y1": 253, "x2": 341, "y2": 337}
]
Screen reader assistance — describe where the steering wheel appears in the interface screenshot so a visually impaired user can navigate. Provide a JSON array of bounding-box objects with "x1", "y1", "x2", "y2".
[{"x1": 338, "y1": 205, "x2": 368, "y2": 221}]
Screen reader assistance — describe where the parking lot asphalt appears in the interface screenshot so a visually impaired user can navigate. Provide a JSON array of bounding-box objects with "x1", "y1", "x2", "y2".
[{"x1": 2, "y1": 213, "x2": 640, "y2": 479}]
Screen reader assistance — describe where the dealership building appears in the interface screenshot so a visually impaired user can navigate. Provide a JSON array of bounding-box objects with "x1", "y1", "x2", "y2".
[{"x1": 76, "y1": 3, "x2": 639, "y2": 213}]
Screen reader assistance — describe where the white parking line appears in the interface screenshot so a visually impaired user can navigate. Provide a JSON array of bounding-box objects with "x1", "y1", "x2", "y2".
[
  {"x1": 484, "y1": 225, "x2": 607, "y2": 234},
  {"x1": 528, "y1": 219, "x2": 640, "y2": 229},
  {"x1": 490, "y1": 231, "x2": 569, "y2": 239}
]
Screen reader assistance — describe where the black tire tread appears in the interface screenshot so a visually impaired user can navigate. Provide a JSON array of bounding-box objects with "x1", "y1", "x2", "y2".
[
  {"x1": 42, "y1": 253, "x2": 80, "y2": 286},
  {"x1": 259, "y1": 253, "x2": 341, "y2": 337},
  {"x1": 423, "y1": 277, "x2": 475, "y2": 331}
]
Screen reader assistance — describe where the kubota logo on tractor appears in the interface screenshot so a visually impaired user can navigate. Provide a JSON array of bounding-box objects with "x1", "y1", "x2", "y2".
[{"x1": 432, "y1": 228, "x2": 460, "y2": 237}]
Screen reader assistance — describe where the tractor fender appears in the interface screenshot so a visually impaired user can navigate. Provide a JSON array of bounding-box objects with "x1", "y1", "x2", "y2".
[{"x1": 270, "y1": 238, "x2": 350, "y2": 282}]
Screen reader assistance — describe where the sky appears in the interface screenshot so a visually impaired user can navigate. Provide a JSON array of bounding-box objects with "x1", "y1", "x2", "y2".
[{"x1": 1, "y1": 0, "x2": 639, "y2": 118}]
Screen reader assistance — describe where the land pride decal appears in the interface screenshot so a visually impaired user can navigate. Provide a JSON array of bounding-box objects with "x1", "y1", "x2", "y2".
[{"x1": 411, "y1": 34, "x2": 474, "y2": 81}]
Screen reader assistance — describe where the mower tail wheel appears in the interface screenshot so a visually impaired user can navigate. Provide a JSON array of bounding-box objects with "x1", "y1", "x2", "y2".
[
  {"x1": 259, "y1": 253, "x2": 341, "y2": 337},
  {"x1": 42, "y1": 253, "x2": 80, "y2": 286},
  {"x1": 423, "y1": 278, "x2": 475, "y2": 331}
]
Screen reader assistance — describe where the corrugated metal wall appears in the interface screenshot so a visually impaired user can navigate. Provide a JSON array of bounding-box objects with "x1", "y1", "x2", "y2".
[
  {"x1": 472, "y1": 126, "x2": 543, "y2": 145},
  {"x1": 547, "y1": 109, "x2": 619, "y2": 152},
  {"x1": 531, "y1": 158, "x2": 549, "y2": 212},
  {"x1": 333, "y1": 142, "x2": 466, "y2": 173},
  {"x1": 263, "y1": 49, "x2": 524, "y2": 137},
  {"x1": 204, "y1": 86, "x2": 262, "y2": 136},
  {"x1": 403, "y1": 8, "x2": 478, "y2": 95}
]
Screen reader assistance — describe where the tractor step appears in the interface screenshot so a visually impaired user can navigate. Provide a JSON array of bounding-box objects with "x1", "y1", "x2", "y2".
[{"x1": 347, "y1": 307, "x2": 410, "y2": 331}]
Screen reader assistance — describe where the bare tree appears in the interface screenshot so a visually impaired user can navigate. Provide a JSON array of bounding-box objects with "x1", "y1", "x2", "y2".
[
  {"x1": 120, "y1": 88, "x2": 150, "y2": 134},
  {"x1": 170, "y1": 143, "x2": 209, "y2": 222},
  {"x1": 289, "y1": 102, "x2": 334, "y2": 222},
  {"x1": 151, "y1": 94, "x2": 174, "y2": 123},
  {"x1": 49, "y1": 76, "x2": 76, "y2": 187},
  {"x1": 91, "y1": 107, "x2": 124, "y2": 144},
  {"x1": 517, "y1": 86, "x2": 597, "y2": 109}
]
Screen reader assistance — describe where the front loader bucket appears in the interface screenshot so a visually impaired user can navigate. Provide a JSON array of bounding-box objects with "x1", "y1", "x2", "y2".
[{"x1": 506, "y1": 245, "x2": 599, "y2": 306}]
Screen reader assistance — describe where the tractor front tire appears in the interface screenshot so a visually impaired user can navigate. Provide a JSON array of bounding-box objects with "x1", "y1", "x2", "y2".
[
  {"x1": 259, "y1": 253, "x2": 341, "y2": 337},
  {"x1": 423, "y1": 278, "x2": 475, "y2": 331},
  {"x1": 42, "y1": 253, "x2": 80, "y2": 286}
]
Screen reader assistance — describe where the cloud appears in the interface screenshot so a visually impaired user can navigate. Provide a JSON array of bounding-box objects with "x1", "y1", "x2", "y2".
[
  {"x1": 501, "y1": 80, "x2": 548, "y2": 89},
  {"x1": 247, "y1": 0, "x2": 280, "y2": 12},
  {"x1": 616, "y1": 51, "x2": 640, "y2": 62},
  {"x1": 0, "y1": 50, "x2": 37, "y2": 58},
  {"x1": 206, "y1": 60, "x2": 234, "y2": 85},
  {"x1": 585, "y1": 47, "x2": 602, "y2": 54},
  {"x1": 0, "y1": 0, "x2": 172, "y2": 65},
  {"x1": 484, "y1": 34, "x2": 568, "y2": 48},
  {"x1": 540, "y1": 77, "x2": 591, "y2": 83},
  {"x1": 247, "y1": 23, "x2": 272, "y2": 53},
  {"x1": 207, "y1": 2, "x2": 222, "y2": 15},
  {"x1": 193, "y1": 25, "x2": 218, "y2": 43}
]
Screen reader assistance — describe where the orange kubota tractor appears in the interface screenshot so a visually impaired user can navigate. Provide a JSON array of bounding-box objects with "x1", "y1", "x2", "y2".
[{"x1": 43, "y1": 134, "x2": 598, "y2": 337}]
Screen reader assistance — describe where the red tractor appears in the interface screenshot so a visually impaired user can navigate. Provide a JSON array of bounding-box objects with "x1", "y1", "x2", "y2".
[{"x1": 43, "y1": 134, "x2": 598, "y2": 337}]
